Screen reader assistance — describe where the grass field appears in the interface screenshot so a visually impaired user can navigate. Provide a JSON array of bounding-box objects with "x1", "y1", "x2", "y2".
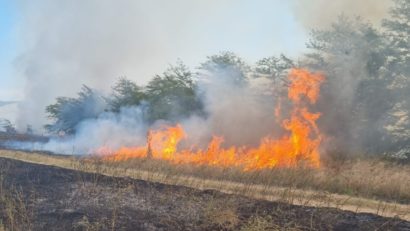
[
  {"x1": 0, "y1": 149, "x2": 409, "y2": 223},
  {"x1": 1, "y1": 155, "x2": 409, "y2": 230}
]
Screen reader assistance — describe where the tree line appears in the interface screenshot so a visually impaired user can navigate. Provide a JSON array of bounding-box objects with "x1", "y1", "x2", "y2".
[{"x1": 45, "y1": 0, "x2": 410, "y2": 154}]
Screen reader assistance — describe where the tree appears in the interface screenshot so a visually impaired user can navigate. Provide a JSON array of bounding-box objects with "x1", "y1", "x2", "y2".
[
  {"x1": 254, "y1": 54, "x2": 295, "y2": 97},
  {"x1": 255, "y1": 54, "x2": 294, "y2": 80},
  {"x1": 45, "y1": 85, "x2": 107, "y2": 134},
  {"x1": 306, "y1": 16, "x2": 386, "y2": 74},
  {"x1": 26, "y1": 125, "x2": 33, "y2": 135},
  {"x1": 381, "y1": 0, "x2": 410, "y2": 146},
  {"x1": 145, "y1": 62, "x2": 203, "y2": 122},
  {"x1": 200, "y1": 51, "x2": 250, "y2": 86},
  {"x1": 0, "y1": 119, "x2": 16, "y2": 134},
  {"x1": 305, "y1": 16, "x2": 394, "y2": 153},
  {"x1": 109, "y1": 77, "x2": 145, "y2": 112},
  {"x1": 382, "y1": 0, "x2": 410, "y2": 75}
]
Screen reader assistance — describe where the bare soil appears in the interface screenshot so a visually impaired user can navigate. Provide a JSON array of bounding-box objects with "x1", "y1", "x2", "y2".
[{"x1": 0, "y1": 157, "x2": 409, "y2": 231}]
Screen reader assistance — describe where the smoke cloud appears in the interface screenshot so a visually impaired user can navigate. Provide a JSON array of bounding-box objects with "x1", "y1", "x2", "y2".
[
  {"x1": 14, "y1": 0, "x2": 182, "y2": 130},
  {"x1": 9, "y1": 69, "x2": 279, "y2": 155},
  {"x1": 291, "y1": 0, "x2": 392, "y2": 29},
  {"x1": 185, "y1": 69, "x2": 277, "y2": 147},
  {"x1": 6, "y1": 106, "x2": 147, "y2": 154},
  {"x1": 13, "y1": 0, "x2": 305, "y2": 131},
  {"x1": 8, "y1": 0, "x2": 404, "y2": 157}
]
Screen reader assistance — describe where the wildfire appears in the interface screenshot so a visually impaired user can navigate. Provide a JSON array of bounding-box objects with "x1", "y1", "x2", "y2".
[{"x1": 100, "y1": 68, "x2": 325, "y2": 170}]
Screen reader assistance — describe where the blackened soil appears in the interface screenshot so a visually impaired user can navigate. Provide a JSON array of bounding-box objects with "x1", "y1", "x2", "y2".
[{"x1": 0, "y1": 157, "x2": 409, "y2": 231}]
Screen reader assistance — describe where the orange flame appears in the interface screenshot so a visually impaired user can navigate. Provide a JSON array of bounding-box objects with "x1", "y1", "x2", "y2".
[{"x1": 100, "y1": 68, "x2": 325, "y2": 170}]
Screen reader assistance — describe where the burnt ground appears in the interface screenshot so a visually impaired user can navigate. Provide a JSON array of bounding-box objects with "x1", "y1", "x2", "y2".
[{"x1": 0, "y1": 157, "x2": 409, "y2": 231}]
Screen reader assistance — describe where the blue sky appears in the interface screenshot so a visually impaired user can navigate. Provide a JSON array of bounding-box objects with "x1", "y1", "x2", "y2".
[
  {"x1": 0, "y1": 0, "x2": 20, "y2": 100},
  {"x1": 0, "y1": 0, "x2": 308, "y2": 102}
]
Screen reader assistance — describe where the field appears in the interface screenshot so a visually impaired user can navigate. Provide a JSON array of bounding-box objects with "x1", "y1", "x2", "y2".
[{"x1": 0, "y1": 149, "x2": 409, "y2": 230}]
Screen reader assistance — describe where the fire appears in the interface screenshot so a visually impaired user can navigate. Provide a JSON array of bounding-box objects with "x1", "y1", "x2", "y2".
[{"x1": 100, "y1": 68, "x2": 325, "y2": 170}]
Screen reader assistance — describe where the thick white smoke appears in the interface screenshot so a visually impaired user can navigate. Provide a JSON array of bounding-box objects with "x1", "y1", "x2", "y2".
[
  {"x1": 13, "y1": 0, "x2": 304, "y2": 131},
  {"x1": 10, "y1": 69, "x2": 280, "y2": 155},
  {"x1": 8, "y1": 0, "x2": 400, "y2": 156},
  {"x1": 291, "y1": 0, "x2": 392, "y2": 29},
  {"x1": 7, "y1": 107, "x2": 147, "y2": 154},
  {"x1": 14, "y1": 0, "x2": 175, "y2": 130},
  {"x1": 181, "y1": 69, "x2": 277, "y2": 147}
]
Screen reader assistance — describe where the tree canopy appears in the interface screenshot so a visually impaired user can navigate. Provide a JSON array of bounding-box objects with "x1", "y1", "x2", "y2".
[
  {"x1": 145, "y1": 62, "x2": 203, "y2": 122},
  {"x1": 45, "y1": 85, "x2": 106, "y2": 134}
]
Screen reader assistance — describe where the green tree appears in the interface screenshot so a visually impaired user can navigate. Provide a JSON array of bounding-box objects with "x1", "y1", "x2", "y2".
[
  {"x1": 45, "y1": 85, "x2": 106, "y2": 134},
  {"x1": 109, "y1": 77, "x2": 145, "y2": 112},
  {"x1": 306, "y1": 16, "x2": 394, "y2": 152},
  {"x1": 382, "y1": 0, "x2": 410, "y2": 145},
  {"x1": 383, "y1": 0, "x2": 410, "y2": 75},
  {"x1": 254, "y1": 55, "x2": 295, "y2": 97},
  {"x1": 0, "y1": 119, "x2": 16, "y2": 134},
  {"x1": 145, "y1": 62, "x2": 203, "y2": 122},
  {"x1": 200, "y1": 51, "x2": 250, "y2": 85},
  {"x1": 255, "y1": 54, "x2": 294, "y2": 79}
]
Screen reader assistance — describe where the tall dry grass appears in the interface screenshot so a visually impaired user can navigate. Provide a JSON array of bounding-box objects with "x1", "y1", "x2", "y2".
[
  {"x1": 0, "y1": 160, "x2": 34, "y2": 231},
  {"x1": 100, "y1": 155, "x2": 410, "y2": 204},
  {"x1": 0, "y1": 149, "x2": 409, "y2": 220},
  {"x1": 73, "y1": 153, "x2": 410, "y2": 219}
]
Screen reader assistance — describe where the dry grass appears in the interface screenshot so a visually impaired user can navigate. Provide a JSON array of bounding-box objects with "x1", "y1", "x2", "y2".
[
  {"x1": 239, "y1": 215, "x2": 302, "y2": 231},
  {"x1": 97, "y1": 154, "x2": 410, "y2": 210},
  {"x1": 0, "y1": 160, "x2": 33, "y2": 231},
  {"x1": 113, "y1": 155, "x2": 410, "y2": 202},
  {"x1": 0, "y1": 149, "x2": 409, "y2": 221},
  {"x1": 202, "y1": 198, "x2": 240, "y2": 229}
]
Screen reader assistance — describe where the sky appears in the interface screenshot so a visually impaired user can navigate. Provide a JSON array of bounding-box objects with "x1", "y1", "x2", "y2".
[
  {"x1": 0, "y1": 0, "x2": 391, "y2": 129},
  {"x1": 0, "y1": 0, "x2": 307, "y2": 102},
  {"x1": 0, "y1": 0, "x2": 21, "y2": 100}
]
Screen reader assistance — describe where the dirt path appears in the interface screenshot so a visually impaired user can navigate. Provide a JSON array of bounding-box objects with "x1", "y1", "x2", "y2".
[{"x1": 1, "y1": 149, "x2": 409, "y2": 222}]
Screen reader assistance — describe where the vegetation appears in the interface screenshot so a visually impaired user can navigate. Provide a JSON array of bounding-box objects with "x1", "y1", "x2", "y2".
[
  {"x1": 45, "y1": 85, "x2": 106, "y2": 134},
  {"x1": 305, "y1": 16, "x2": 394, "y2": 153},
  {"x1": 1, "y1": 150, "x2": 409, "y2": 211},
  {"x1": 0, "y1": 159, "x2": 33, "y2": 230},
  {"x1": 0, "y1": 150, "x2": 409, "y2": 230},
  {"x1": 382, "y1": 0, "x2": 410, "y2": 145},
  {"x1": 109, "y1": 78, "x2": 145, "y2": 113},
  {"x1": 4, "y1": 0, "x2": 410, "y2": 230},
  {"x1": 145, "y1": 62, "x2": 203, "y2": 123},
  {"x1": 254, "y1": 54, "x2": 294, "y2": 80},
  {"x1": 199, "y1": 51, "x2": 250, "y2": 86},
  {"x1": 44, "y1": 0, "x2": 410, "y2": 156},
  {"x1": 0, "y1": 120, "x2": 16, "y2": 134}
]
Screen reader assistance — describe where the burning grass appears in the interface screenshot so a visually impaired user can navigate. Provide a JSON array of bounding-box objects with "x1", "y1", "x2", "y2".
[
  {"x1": 80, "y1": 69, "x2": 410, "y2": 211},
  {"x1": 97, "y1": 68, "x2": 325, "y2": 170}
]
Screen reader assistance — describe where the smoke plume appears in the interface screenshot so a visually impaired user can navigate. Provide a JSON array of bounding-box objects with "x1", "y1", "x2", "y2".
[
  {"x1": 14, "y1": 0, "x2": 304, "y2": 131},
  {"x1": 10, "y1": 69, "x2": 279, "y2": 155},
  {"x1": 9, "y1": 0, "x2": 406, "y2": 157},
  {"x1": 291, "y1": 0, "x2": 392, "y2": 29},
  {"x1": 13, "y1": 0, "x2": 222, "y2": 131}
]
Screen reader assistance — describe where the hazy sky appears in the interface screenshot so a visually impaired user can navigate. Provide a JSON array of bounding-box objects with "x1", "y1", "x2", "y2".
[
  {"x1": 0, "y1": 0, "x2": 19, "y2": 100},
  {"x1": 0, "y1": 0, "x2": 308, "y2": 101},
  {"x1": 0, "y1": 0, "x2": 391, "y2": 104}
]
